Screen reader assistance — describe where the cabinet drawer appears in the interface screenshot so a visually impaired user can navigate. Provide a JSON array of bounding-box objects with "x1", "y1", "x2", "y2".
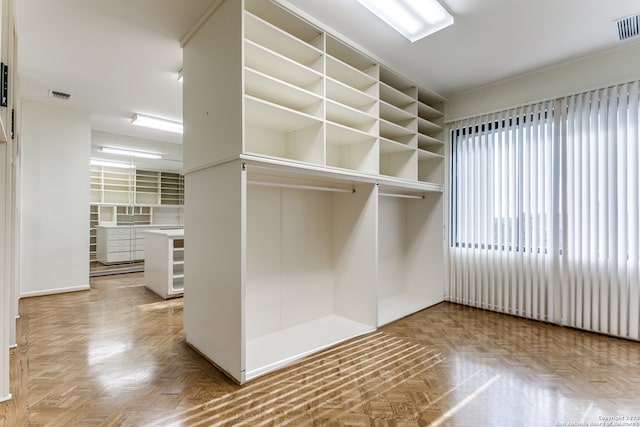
[
  {"x1": 105, "y1": 233, "x2": 134, "y2": 242},
  {"x1": 105, "y1": 228, "x2": 134, "y2": 236},
  {"x1": 107, "y1": 241, "x2": 135, "y2": 251},
  {"x1": 103, "y1": 250, "x2": 146, "y2": 263},
  {"x1": 105, "y1": 252, "x2": 133, "y2": 263}
]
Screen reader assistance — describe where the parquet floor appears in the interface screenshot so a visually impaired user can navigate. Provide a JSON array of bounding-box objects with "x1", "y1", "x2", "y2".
[{"x1": 2, "y1": 273, "x2": 640, "y2": 426}]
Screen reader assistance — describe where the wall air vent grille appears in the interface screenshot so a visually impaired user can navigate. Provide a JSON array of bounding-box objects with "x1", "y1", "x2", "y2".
[
  {"x1": 48, "y1": 90, "x2": 71, "y2": 100},
  {"x1": 615, "y1": 13, "x2": 640, "y2": 41}
]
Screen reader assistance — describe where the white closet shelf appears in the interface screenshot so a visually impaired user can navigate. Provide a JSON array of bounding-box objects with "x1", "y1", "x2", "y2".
[
  {"x1": 418, "y1": 102, "x2": 444, "y2": 120},
  {"x1": 326, "y1": 36, "x2": 377, "y2": 76},
  {"x1": 326, "y1": 100, "x2": 377, "y2": 130},
  {"x1": 239, "y1": 154, "x2": 443, "y2": 193},
  {"x1": 244, "y1": 11, "x2": 323, "y2": 66},
  {"x1": 418, "y1": 133, "x2": 444, "y2": 149},
  {"x1": 380, "y1": 119, "x2": 417, "y2": 140},
  {"x1": 418, "y1": 117, "x2": 443, "y2": 134},
  {"x1": 245, "y1": 315, "x2": 374, "y2": 380},
  {"x1": 417, "y1": 149, "x2": 444, "y2": 160},
  {"x1": 245, "y1": 41, "x2": 323, "y2": 88},
  {"x1": 380, "y1": 101, "x2": 416, "y2": 125},
  {"x1": 101, "y1": 188, "x2": 130, "y2": 193},
  {"x1": 326, "y1": 56, "x2": 376, "y2": 92},
  {"x1": 379, "y1": 82, "x2": 415, "y2": 109},
  {"x1": 380, "y1": 138, "x2": 415, "y2": 154},
  {"x1": 326, "y1": 78, "x2": 377, "y2": 113},
  {"x1": 326, "y1": 121, "x2": 377, "y2": 146},
  {"x1": 245, "y1": 95, "x2": 322, "y2": 132},
  {"x1": 245, "y1": 67, "x2": 322, "y2": 111}
]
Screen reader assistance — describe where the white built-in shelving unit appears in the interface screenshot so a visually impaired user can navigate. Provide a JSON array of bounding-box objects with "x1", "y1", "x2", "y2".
[
  {"x1": 182, "y1": 0, "x2": 445, "y2": 384},
  {"x1": 89, "y1": 165, "x2": 185, "y2": 263},
  {"x1": 91, "y1": 166, "x2": 184, "y2": 206}
]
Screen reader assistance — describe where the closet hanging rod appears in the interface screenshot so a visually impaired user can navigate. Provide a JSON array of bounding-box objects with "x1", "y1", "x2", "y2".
[
  {"x1": 378, "y1": 192, "x2": 424, "y2": 200},
  {"x1": 247, "y1": 180, "x2": 355, "y2": 194}
]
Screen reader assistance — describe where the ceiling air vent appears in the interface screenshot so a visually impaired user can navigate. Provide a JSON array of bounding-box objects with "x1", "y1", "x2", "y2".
[
  {"x1": 48, "y1": 89, "x2": 71, "y2": 101},
  {"x1": 615, "y1": 13, "x2": 640, "y2": 41}
]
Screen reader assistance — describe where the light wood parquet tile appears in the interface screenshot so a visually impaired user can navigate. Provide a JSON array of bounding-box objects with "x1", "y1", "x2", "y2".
[{"x1": 1, "y1": 272, "x2": 640, "y2": 426}]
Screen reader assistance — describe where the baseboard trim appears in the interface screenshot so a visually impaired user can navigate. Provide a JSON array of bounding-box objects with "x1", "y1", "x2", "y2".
[
  {"x1": 90, "y1": 265, "x2": 143, "y2": 277},
  {"x1": 9, "y1": 344, "x2": 17, "y2": 349},
  {"x1": 20, "y1": 285, "x2": 90, "y2": 299},
  {"x1": 0, "y1": 393, "x2": 12, "y2": 403}
]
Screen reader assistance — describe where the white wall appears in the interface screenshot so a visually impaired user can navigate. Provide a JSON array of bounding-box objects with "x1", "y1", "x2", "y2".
[
  {"x1": 20, "y1": 101, "x2": 91, "y2": 297},
  {"x1": 0, "y1": 139, "x2": 10, "y2": 402},
  {"x1": 447, "y1": 41, "x2": 640, "y2": 121}
]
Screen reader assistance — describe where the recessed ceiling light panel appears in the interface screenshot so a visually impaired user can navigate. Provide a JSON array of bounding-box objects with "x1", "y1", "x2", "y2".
[
  {"x1": 100, "y1": 146, "x2": 162, "y2": 159},
  {"x1": 356, "y1": 0, "x2": 454, "y2": 42},
  {"x1": 132, "y1": 113, "x2": 183, "y2": 134}
]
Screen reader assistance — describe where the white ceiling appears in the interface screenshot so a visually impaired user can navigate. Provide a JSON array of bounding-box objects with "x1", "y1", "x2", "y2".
[
  {"x1": 15, "y1": 0, "x2": 214, "y2": 145},
  {"x1": 15, "y1": 0, "x2": 640, "y2": 147}
]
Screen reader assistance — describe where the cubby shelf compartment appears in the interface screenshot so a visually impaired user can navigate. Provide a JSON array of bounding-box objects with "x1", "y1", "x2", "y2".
[
  {"x1": 380, "y1": 119, "x2": 417, "y2": 147},
  {"x1": 325, "y1": 55, "x2": 377, "y2": 94},
  {"x1": 380, "y1": 101, "x2": 416, "y2": 126},
  {"x1": 417, "y1": 148, "x2": 444, "y2": 160},
  {"x1": 418, "y1": 133, "x2": 444, "y2": 150},
  {"x1": 326, "y1": 36, "x2": 377, "y2": 79},
  {"x1": 245, "y1": 41, "x2": 323, "y2": 89},
  {"x1": 244, "y1": 11, "x2": 323, "y2": 70},
  {"x1": 326, "y1": 78, "x2": 377, "y2": 114},
  {"x1": 379, "y1": 84, "x2": 415, "y2": 112},
  {"x1": 246, "y1": 95, "x2": 323, "y2": 129},
  {"x1": 245, "y1": 95, "x2": 324, "y2": 165},
  {"x1": 418, "y1": 88, "x2": 445, "y2": 116},
  {"x1": 326, "y1": 100, "x2": 377, "y2": 132},
  {"x1": 379, "y1": 143, "x2": 417, "y2": 181},
  {"x1": 418, "y1": 116, "x2": 443, "y2": 135},
  {"x1": 418, "y1": 157, "x2": 445, "y2": 186},
  {"x1": 418, "y1": 101, "x2": 443, "y2": 121},
  {"x1": 245, "y1": 68, "x2": 322, "y2": 111},
  {"x1": 326, "y1": 123, "x2": 378, "y2": 174}
]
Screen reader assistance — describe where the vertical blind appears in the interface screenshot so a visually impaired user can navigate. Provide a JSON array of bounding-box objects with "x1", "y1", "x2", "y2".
[{"x1": 448, "y1": 81, "x2": 640, "y2": 340}]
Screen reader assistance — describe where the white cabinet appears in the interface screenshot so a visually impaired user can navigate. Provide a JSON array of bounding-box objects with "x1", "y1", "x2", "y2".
[
  {"x1": 95, "y1": 225, "x2": 181, "y2": 265},
  {"x1": 182, "y1": 0, "x2": 445, "y2": 384},
  {"x1": 144, "y1": 229, "x2": 184, "y2": 299}
]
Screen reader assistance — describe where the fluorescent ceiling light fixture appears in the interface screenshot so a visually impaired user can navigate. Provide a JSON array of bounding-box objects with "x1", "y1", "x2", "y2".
[
  {"x1": 100, "y1": 146, "x2": 162, "y2": 159},
  {"x1": 132, "y1": 113, "x2": 183, "y2": 134},
  {"x1": 90, "y1": 159, "x2": 136, "y2": 169},
  {"x1": 356, "y1": 0, "x2": 453, "y2": 42}
]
